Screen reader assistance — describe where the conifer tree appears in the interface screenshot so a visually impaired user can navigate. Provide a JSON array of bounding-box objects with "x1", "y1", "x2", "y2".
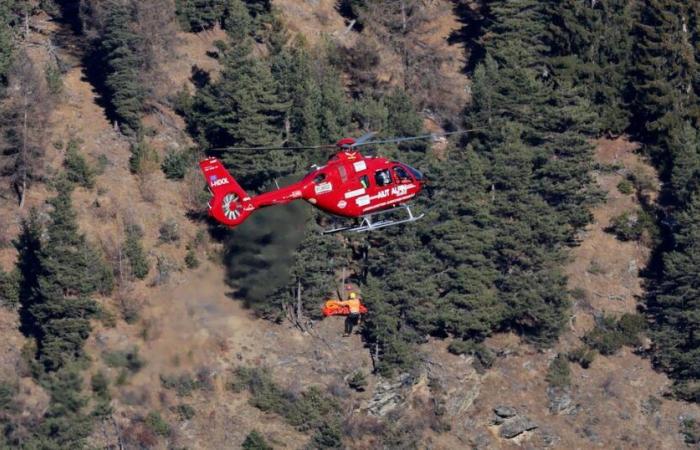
[
  {"x1": 99, "y1": 0, "x2": 145, "y2": 133},
  {"x1": 175, "y1": 0, "x2": 227, "y2": 32},
  {"x1": 188, "y1": 37, "x2": 288, "y2": 190},
  {"x1": 630, "y1": 1, "x2": 700, "y2": 155},
  {"x1": 19, "y1": 182, "x2": 112, "y2": 371},
  {"x1": 548, "y1": 0, "x2": 635, "y2": 134},
  {"x1": 651, "y1": 192, "x2": 700, "y2": 401}
]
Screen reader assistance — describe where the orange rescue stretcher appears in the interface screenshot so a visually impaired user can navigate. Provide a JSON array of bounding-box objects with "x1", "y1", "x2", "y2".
[{"x1": 322, "y1": 299, "x2": 368, "y2": 317}]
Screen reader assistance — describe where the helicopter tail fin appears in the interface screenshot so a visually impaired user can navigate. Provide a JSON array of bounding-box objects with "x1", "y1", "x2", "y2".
[{"x1": 199, "y1": 157, "x2": 255, "y2": 227}]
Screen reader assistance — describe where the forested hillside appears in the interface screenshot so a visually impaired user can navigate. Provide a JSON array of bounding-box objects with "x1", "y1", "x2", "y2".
[{"x1": 0, "y1": 0, "x2": 700, "y2": 448}]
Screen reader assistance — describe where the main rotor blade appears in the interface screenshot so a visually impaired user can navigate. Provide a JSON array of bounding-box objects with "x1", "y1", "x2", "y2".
[
  {"x1": 350, "y1": 131, "x2": 377, "y2": 147},
  {"x1": 352, "y1": 129, "x2": 481, "y2": 147},
  {"x1": 207, "y1": 143, "x2": 336, "y2": 152}
]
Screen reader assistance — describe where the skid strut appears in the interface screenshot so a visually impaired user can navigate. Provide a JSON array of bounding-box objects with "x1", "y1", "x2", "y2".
[{"x1": 323, "y1": 204, "x2": 424, "y2": 234}]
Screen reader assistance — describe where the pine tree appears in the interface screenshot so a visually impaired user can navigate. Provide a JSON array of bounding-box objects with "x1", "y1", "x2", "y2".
[
  {"x1": 0, "y1": 1, "x2": 16, "y2": 90},
  {"x1": 100, "y1": 0, "x2": 146, "y2": 133},
  {"x1": 630, "y1": 0, "x2": 700, "y2": 156},
  {"x1": 175, "y1": 0, "x2": 227, "y2": 32},
  {"x1": 548, "y1": 0, "x2": 635, "y2": 134},
  {"x1": 19, "y1": 182, "x2": 112, "y2": 371},
  {"x1": 188, "y1": 39, "x2": 288, "y2": 190},
  {"x1": 651, "y1": 192, "x2": 700, "y2": 400}
]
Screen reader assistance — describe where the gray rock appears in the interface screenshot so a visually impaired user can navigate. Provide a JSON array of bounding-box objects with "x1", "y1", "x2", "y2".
[
  {"x1": 499, "y1": 416, "x2": 538, "y2": 439},
  {"x1": 547, "y1": 386, "x2": 574, "y2": 415},
  {"x1": 494, "y1": 406, "x2": 517, "y2": 418}
]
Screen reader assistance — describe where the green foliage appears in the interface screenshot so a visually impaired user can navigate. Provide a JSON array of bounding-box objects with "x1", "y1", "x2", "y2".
[
  {"x1": 584, "y1": 314, "x2": 645, "y2": 355},
  {"x1": 0, "y1": 268, "x2": 19, "y2": 309},
  {"x1": 681, "y1": 417, "x2": 700, "y2": 445},
  {"x1": 546, "y1": 353, "x2": 571, "y2": 388},
  {"x1": 0, "y1": 381, "x2": 17, "y2": 412},
  {"x1": 548, "y1": 0, "x2": 635, "y2": 134},
  {"x1": 347, "y1": 370, "x2": 367, "y2": 392},
  {"x1": 124, "y1": 223, "x2": 149, "y2": 280},
  {"x1": 98, "y1": 1, "x2": 145, "y2": 133},
  {"x1": 158, "y1": 219, "x2": 181, "y2": 243},
  {"x1": 91, "y1": 371, "x2": 110, "y2": 399},
  {"x1": 64, "y1": 139, "x2": 96, "y2": 189},
  {"x1": 160, "y1": 372, "x2": 203, "y2": 397},
  {"x1": 17, "y1": 185, "x2": 112, "y2": 372},
  {"x1": 186, "y1": 38, "x2": 288, "y2": 191},
  {"x1": 233, "y1": 367, "x2": 341, "y2": 435},
  {"x1": 129, "y1": 141, "x2": 159, "y2": 175},
  {"x1": 185, "y1": 249, "x2": 199, "y2": 269},
  {"x1": 567, "y1": 346, "x2": 596, "y2": 369},
  {"x1": 447, "y1": 340, "x2": 495, "y2": 371},
  {"x1": 145, "y1": 411, "x2": 171, "y2": 437},
  {"x1": 606, "y1": 209, "x2": 657, "y2": 242},
  {"x1": 45, "y1": 64, "x2": 63, "y2": 95},
  {"x1": 172, "y1": 403, "x2": 196, "y2": 421},
  {"x1": 102, "y1": 347, "x2": 144, "y2": 373},
  {"x1": 617, "y1": 179, "x2": 634, "y2": 195},
  {"x1": 242, "y1": 430, "x2": 272, "y2": 450},
  {"x1": 161, "y1": 148, "x2": 196, "y2": 180},
  {"x1": 175, "y1": 0, "x2": 227, "y2": 31}
]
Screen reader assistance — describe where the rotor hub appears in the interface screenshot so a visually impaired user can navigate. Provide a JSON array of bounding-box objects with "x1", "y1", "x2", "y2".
[{"x1": 221, "y1": 193, "x2": 242, "y2": 221}]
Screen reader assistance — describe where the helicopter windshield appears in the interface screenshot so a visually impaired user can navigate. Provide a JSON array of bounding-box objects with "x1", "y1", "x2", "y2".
[{"x1": 405, "y1": 164, "x2": 424, "y2": 181}]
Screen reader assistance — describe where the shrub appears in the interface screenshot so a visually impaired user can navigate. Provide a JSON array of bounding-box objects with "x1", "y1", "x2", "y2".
[
  {"x1": 447, "y1": 340, "x2": 495, "y2": 370},
  {"x1": 584, "y1": 313, "x2": 645, "y2": 355},
  {"x1": 161, "y1": 149, "x2": 195, "y2": 180},
  {"x1": 311, "y1": 420, "x2": 343, "y2": 449},
  {"x1": 145, "y1": 411, "x2": 171, "y2": 437},
  {"x1": 681, "y1": 417, "x2": 700, "y2": 445},
  {"x1": 546, "y1": 353, "x2": 571, "y2": 388},
  {"x1": 64, "y1": 139, "x2": 96, "y2": 189},
  {"x1": 233, "y1": 367, "x2": 341, "y2": 432},
  {"x1": 160, "y1": 373, "x2": 202, "y2": 397},
  {"x1": 91, "y1": 371, "x2": 110, "y2": 399},
  {"x1": 45, "y1": 64, "x2": 63, "y2": 94},
  {"x1": 587, "y1": 260, "x2": 605, "y2": 275},
  {"x1": 242, "y1": 431, "x2": 272, "y2": 450},
  {"x1": 347, "y1": 370, "x2": 367, "y2": 392},
  {"x1": 124, "y1": 224, "x2": 149, "y2": 279},
  {"x1": 567, "y1": 346, "x2": 596, "y2": 368},
  {"x1": 103, "y1": 348, "x2": 145, "y2": 373},
  {"x1": 606, "y1": 209, "x2": 657, "y2": 242},
  {"x1": 129, "y1": 141, "x2": 159, "y2": 175},
  {"x1": 0, "y1": 381, "x2": 17, "y2": 412},
  {"x1": 172, "y1": 403, "x2": 196, "y2": 421},
  {"x1": 159, "y1": 220, "x2": 180, "y2": 243},
  {"x1": 617, "y1": 178, "x2": 634, "y2": 195},
  {"x1": 185, "y1": 249, "x2": 199, "y2": 269},
  {"x1": 0, "y1": 269, "x2": 19, "y2": 309}
]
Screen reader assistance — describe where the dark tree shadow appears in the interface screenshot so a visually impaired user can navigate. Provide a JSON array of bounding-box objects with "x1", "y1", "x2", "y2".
[{"x1": 448, "y1": 1, "x2": 489, "y2": 75}]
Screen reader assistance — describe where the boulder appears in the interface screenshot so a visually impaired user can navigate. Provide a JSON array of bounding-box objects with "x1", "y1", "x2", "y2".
[
  {"x1": 494, "y1": 406, "x2": 517, "y2": 418},
  {"x1": 499, "y1": 416, "x2": 538, "y2": 439}
]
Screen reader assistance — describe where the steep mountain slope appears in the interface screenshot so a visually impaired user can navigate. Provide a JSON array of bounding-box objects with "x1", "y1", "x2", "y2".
[{"x1": 1, "y1": 2, "x2": 700, "y2": 449}]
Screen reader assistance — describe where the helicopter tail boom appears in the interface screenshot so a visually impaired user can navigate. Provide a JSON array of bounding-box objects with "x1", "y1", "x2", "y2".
[{"x1": 199, "y1": 157, "x2": 255, "y2": 227}]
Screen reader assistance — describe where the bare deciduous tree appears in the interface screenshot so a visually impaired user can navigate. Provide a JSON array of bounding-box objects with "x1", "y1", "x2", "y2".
[{"x1": 0, "y1": 50, "x2": 50, "y2": 208}]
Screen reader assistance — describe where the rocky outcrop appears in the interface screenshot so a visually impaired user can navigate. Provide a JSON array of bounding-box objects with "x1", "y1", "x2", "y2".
[{"x1": 492, "y1": 406, "x2": 538, "y2": 439}]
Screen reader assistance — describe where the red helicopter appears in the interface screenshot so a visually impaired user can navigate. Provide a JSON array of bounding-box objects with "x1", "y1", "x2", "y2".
[{"x1": 199, "y1": 132, "x2": 449, "y2": 233}]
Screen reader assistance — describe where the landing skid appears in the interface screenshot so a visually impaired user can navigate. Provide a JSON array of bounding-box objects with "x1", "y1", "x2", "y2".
[{"x1": 323, "y1": 205, "x2": 424, "y2": 234}]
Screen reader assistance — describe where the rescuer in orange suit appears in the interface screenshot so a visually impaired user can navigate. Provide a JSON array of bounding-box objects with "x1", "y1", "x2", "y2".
[{"x1": 339, "y1": 292, "x2": 362, "y2": 336}]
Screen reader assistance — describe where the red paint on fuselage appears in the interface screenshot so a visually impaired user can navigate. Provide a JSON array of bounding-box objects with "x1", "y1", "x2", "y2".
[{"x1": 200, "y1": 149, "x2": 424, "y2": 228}]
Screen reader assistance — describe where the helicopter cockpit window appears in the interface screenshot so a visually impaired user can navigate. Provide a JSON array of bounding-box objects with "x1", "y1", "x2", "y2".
[
  {"x1": 393, "y1": 166, "x2": 411, "y2": 181},
  {"x1": 375, "y1": 169, "x2": 393, "y2": 187},
  {"x1": 360, "y1": 175, "x2": 370, "y2": 189},
  {"x1": 313, "y1": 173, "x2": 326, "y2": 184},
  {"x1": 406, "y1": 165, "x2": 424, "y2": 181}
]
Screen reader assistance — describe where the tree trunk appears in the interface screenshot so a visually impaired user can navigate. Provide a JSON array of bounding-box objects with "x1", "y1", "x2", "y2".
[{"x1": 19, "y1": 102, "x2": 29, "y2": 209}]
